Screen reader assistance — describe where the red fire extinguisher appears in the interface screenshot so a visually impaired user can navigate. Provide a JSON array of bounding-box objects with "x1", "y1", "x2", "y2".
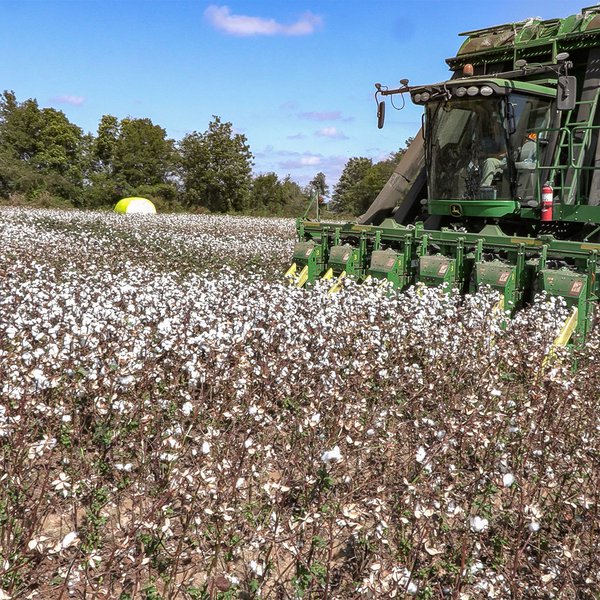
[{"x1": 541, "y1": 184, "x2": 553, "y2": 222}]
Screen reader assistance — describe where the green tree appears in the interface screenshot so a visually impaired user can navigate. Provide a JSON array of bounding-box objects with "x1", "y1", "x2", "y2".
[
  {"x1": 250, "y1": 172, "x2": 285, "y2": 212},
  {"x1": 93, "y1": 114, "x2": 120, "y2": 175},
  {"x1": 331, "y1": 157, "x2": 372, "y2": 213},
  {"x1": 0, "y1": 90, "x2": 85, "y2": 204},
  {"x1": 84, "y1": 115, "x2": 177, "y2": 208},
  {"x1": 332, "y1": 142, "x2": 412, "y2": 215},
  {"x1": 281, "y1": 175, "x2": 309, "y2": 215},
  {"x1": 347, "y1": 159, "x2": 398, "y2": 214},
  {"x1": 179, "y1": 116, "x2": 253, "y2": 212},
  {"x1": 113, "y1": 118, "x2": 175, "y2": 188},
  {"x1": 309, "y1": 171, "x2": 329, "y2": 197}
]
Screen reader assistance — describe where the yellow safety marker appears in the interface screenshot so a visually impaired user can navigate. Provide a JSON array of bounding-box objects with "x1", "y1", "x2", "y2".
[
  {"x1": 296, "y1": 265, "x2": 309, "y2": 288},
  {"x1": 541, "y1": 306, "x2": 579, "y2": 370},
  {"x1": 489, "y1": 296, "x2": 506, "y2": 349},
  {"x1": 363, "y1": 275, "x2": 372, "y2": 284},
  {"x1": 553, "y1": 306, "x2": 579, "y2": 348},
  {"x1": 328, "y1": 271, "x2": 346, "y2": 294},
  {"x1": 322, "y1": 268, "x2": 334, "y2": 280},
  {"x1": 492, "y1": 296, "x2": 505, "y2": 315},
  {"x1": 284, "y1": 263, "x2": 297, "y2": 279}
]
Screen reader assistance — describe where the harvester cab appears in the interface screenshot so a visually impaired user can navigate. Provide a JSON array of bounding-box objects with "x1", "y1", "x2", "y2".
[
  {"x1": 375, "y1": 53, "x2": 574, "y2": 228},
  {"x1": 288, "y1": 5, "x2": 600, "y2": 346}
]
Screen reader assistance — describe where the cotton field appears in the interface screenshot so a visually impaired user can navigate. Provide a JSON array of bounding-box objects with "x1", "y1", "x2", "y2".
[{"x1": 1, "y1": 207, "x2": 600, "y2": 599}]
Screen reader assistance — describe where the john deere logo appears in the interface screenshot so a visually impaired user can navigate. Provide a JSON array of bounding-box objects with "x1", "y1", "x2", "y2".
[{"x1": 450, "y1": 204, "x2": 462, "y2": 217}]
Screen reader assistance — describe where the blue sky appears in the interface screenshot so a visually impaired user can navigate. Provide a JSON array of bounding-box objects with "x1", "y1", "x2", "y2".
[{"x1": 0, "y1": 0, "x2": 590, "y2": 190}]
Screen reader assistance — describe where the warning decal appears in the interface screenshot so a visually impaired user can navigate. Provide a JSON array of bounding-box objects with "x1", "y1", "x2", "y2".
[
  {"x1": 498, "y1": 271, "x2": 511, "y2": 285},
  {"x1": 569, "y1": 280, "x2": 584, "y2": 296}
]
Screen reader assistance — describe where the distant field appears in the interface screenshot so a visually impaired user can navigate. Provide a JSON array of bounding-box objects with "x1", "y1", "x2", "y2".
[{"x1": 1, "y1": 208, "x2": 599, "y2": 598}]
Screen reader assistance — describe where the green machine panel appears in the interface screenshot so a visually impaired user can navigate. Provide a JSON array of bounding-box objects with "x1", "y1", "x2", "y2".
[
  {"x1": 538, "y1": 268, "x2": 590, "y2": 340},
  {"x1": 474, "y1": 261, "x2": 519, "y2": 308},
  {"x1": 419, "y1": 255, "x2": 457, "y2": 293},
  {"x1": 292, "y1": 241, "x2": 324, "y2": 280},
  {"x1": 328, "y1": 244, "x2": 362, "y2": 276},
  {"x1": 368, "y1": 249, "x2": 407, "y2": 288}
]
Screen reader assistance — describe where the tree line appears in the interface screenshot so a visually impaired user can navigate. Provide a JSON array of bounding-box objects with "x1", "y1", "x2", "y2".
[{"x1": 0, "y1": 90, "x2": 406, "y2": 216}]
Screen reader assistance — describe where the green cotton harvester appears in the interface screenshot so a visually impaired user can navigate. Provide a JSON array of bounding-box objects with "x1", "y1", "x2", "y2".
[{"x1": 287, "y1": 5, "x2": 600, "y2": 346}]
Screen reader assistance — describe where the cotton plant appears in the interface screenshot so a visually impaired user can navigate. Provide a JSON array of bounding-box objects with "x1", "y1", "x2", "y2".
[{"x1": 0, "y1": 207, "x2": 599, "y2": 597}]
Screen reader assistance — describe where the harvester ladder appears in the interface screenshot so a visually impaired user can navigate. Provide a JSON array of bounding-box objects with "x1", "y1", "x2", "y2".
[
  {"x1": 551, "y1": 46, "x2": 600, "y2": 205},
  {"x1": 551, "y1": 92, "x2": 600, "y2": 204}
]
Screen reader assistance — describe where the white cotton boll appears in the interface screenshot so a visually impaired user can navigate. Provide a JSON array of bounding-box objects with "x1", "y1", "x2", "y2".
[
  {"x1": 528, "y1": 521, "x2": 540, "y2": 532},
  {"x1": 321, "y1": 445, "x2": 342, "y2": 463},
  {"x1": 244, "y1": 438, "x2": 253, "y2": 449},
  {"x1": 416, "y1": 446, "x2": 427, "y2": 463},
  {"x1": 202, "y1": 441, "x2": 211, "y2": 455},
  {"x1": 406, "y1": 581, "x2": 418, "y2": 595},
  {"x1": 249, "y1": 560, "x2": 264, "y2": 576},
  {"x1": 502, "y1": 473, "x2": 515, "y2": 487},
  {"x1": 181, "y1": 402, "x2": 193, "y2": 417},
  {"x1": 88, "y1": 553, "x2": 101, "y2": 568},
  {"x1": 470, "y1": 516, "x2": 489, "y2": 533},
  {"x1": 470, "y1": 560, "x2": 484, "y2": 574},
  {"x1": 61, "y1": 531, "x2": 78, "y2": 549},
  {"x1": 491, "y1": 389, "x2": 502, "y2": 397},
  {"x1": 157, "y1": 319, "x2": 172, "y2": 334}
]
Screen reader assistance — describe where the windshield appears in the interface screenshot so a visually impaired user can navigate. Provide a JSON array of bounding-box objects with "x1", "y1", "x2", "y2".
[{"x1": 425, "y1": 94, "x2": 552, "y2": 201}]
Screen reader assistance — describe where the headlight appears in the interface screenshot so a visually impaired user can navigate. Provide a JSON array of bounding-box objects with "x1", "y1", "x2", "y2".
[
  {"x1": 420, "y1": 92, "x2": 431, "y2": 102},
  {"x1": 454, "y1": 87, "x2": 467, "y2": 97},
  {"x1": 467, "y1": 86, "x2": 479, "y2": 96},
  {"x1": 480, "y1": 85, "x2": 493, "y2": 96},
  {"x1": 412, "y1": 93, "x2": 422, "y2": 103}
]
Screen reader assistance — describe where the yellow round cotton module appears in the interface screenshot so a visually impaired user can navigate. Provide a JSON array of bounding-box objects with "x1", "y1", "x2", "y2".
[{"x1": 114, "y1": 197, "x2": 156, "y2": 214}]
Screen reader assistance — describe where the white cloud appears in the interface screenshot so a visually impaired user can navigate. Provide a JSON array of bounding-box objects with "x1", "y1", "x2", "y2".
[
  {"x1": 279, "y1": 154, "x2": 321, "y2": 169},
  {"x1": 316, "y1": 127, "x2": 347, "y2": 139},
  {"x1": 299, "y1": 110, "x2": 343, "y2": 121},
  {"x1": 205, "y1": 5, "x2": 322, "y2": 37},
  {"x1": 300, "y1": 156, "x2": 321, "y2": 165},
  {"x1": 50, "y1": 95, "x2": 85, "y2": 106}
]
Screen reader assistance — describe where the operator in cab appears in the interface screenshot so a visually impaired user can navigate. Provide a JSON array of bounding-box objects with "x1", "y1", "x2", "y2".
[{"x1": 481, "y1": 132, "x2": 537, "y2": 187}]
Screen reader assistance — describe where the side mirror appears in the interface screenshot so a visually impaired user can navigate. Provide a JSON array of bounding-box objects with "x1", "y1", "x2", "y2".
[
  {"x1": 377, "y1": 100, "x2": 386, "y2": 129},
  {"x1": 557, "y1": 75, "x2": 576, "y2": 111}
]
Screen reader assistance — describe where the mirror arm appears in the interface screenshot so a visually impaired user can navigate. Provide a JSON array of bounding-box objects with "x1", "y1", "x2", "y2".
[{"x1": 380, "y1": 85, "x2": 411, "y2": 97}]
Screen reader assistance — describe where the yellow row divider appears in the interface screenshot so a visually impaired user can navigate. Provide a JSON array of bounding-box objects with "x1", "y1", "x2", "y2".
[
  {"x1": 552, "y1": 306, "x2": 579, "y2": 348},
  {"x1": 328, "y1": 271, "x2": 346, "y2": 294},
  {"x1": 296, "y1": 265, "x2": 309, "y2": 288},
  {"x1": 492, "y1": 296, "x2": 505, "y2": 315},
  {"x1": 322, "y1": 268, "x2": 334, "y2": 280},
  {"x1": 284, "y1": 263, "x2": 297, "y2": 279},
  {"x1": 541, "y1": 306, "x2": 579, "y2": 370}
]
